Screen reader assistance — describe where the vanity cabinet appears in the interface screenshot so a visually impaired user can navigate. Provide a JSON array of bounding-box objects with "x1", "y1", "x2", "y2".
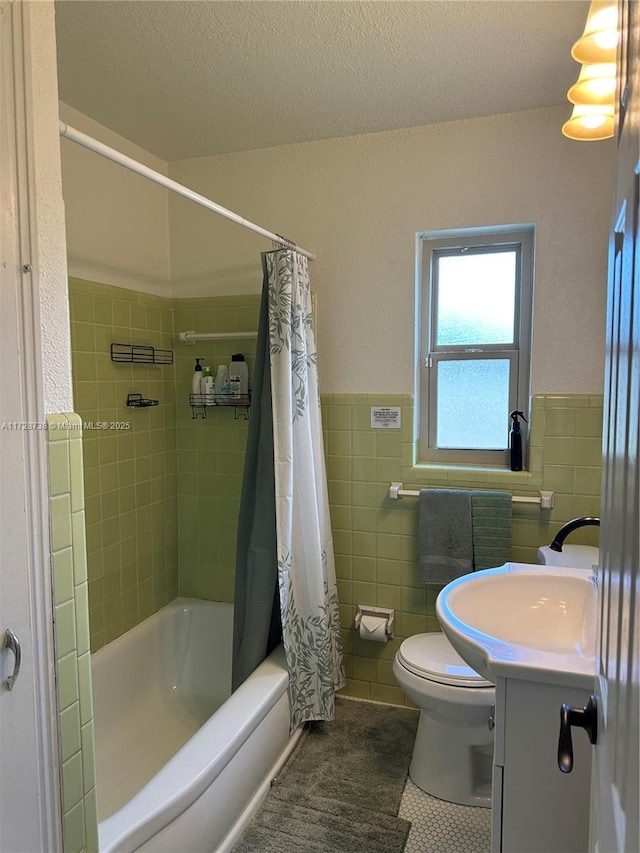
[{"x1": 491, "y1": 676, "x2": 593, "y2": 853}]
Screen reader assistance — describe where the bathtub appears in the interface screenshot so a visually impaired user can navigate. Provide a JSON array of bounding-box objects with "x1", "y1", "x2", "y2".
[{"x1": 91, "y1": 598, "x2": 300, "y2": 852}]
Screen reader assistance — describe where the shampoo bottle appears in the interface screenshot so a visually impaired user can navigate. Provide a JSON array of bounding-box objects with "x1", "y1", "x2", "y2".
[
  {"x1": 229, "y1": 353, "x2": 249, "y2": 397},
  {"x1": 509, "y1": 410, "x2": 528, "y2": 471},
  {"x1": 192, "y1": 358, "x2": 204, "y2": 394}
]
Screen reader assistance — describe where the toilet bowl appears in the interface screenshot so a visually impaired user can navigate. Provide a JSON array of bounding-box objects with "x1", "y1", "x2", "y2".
[{"x1": 393, "y1": 632, "x2": 495, "y2": 808}]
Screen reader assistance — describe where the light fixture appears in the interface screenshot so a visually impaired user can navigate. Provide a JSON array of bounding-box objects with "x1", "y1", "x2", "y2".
[
  {"x1": 563, "y1": 1, "x2": 618, "y2": 140},
  {"x1": 562, "y1": 103, "x2": 615, "y2": 140},
  {"x1": 571, "y1": 0, "x2": 619, "y2": 64},
  {"x1": 567, "y1": 62, "x2": 617, "y2": 105}
]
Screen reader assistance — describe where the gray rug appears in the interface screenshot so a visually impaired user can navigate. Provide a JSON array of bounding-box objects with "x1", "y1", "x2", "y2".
[{"x1": 233, "y1": 697, "x2": 420, "y2": 852}]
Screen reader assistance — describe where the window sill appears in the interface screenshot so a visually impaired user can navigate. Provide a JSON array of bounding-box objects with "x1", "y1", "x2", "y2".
[{"x1": 403, "y1": 461, "x2": 542, "y2": 491}]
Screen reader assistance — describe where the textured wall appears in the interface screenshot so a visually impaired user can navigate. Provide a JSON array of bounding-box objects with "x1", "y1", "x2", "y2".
[
  {"x1": 168, "y1": 106, "x2": 613, "y2": 397},
  {"x1": 24, "y1": 2, "x2": 73, "y2": 413}
]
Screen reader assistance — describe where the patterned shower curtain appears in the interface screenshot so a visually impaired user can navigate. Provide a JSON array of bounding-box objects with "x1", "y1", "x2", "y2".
[{"x1": 265, "y1": 249, "x2": 345, "y2": 730}]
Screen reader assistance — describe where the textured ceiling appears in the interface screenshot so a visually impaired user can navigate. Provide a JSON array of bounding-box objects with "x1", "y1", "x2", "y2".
[{"x1": 54, "y1": 0, "x2": 589, "y2": 162}]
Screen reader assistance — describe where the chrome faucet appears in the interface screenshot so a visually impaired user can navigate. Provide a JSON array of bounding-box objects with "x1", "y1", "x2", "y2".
[{"x1": 549, "y1": 517, "x2": 600, "y2": 552}]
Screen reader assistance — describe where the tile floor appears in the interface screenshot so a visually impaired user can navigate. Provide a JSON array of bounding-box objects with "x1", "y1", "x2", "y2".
[{"x1": 399, "y1": 778, "x2": 491, "y2": 853}]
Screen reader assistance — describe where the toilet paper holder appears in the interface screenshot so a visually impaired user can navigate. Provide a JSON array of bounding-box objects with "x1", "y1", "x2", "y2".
[{"x1": 354, "y1": 605, "x2": 395, "y2": 639}]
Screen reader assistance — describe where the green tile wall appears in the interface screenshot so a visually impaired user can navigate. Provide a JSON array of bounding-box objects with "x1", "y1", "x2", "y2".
[
  {"x1": 69, "y1": 279, "x2": 178, "y2": 651},
  {"x1": 322, "y1": 393, "x2": 603, "y2": 705},
  {"x1": 62, "y1": 283, "x2": 258, "y2": 848},
  {"x1": 46, "y1": 414, "x2": 98, "y2": 853},
  {"x1": 69, "y1": 281, "x2": 259, "y2": 650},
  {"x1": 174, "y1": 296, "x2": 259, "y2": 600}
]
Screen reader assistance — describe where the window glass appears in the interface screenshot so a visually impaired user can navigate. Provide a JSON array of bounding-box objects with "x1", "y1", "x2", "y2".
[
  {"x1": 436, "y1": 359, "x2": 511, "y2": 450},
  {"x1": 436, "y1": 251, "x2": 517, "y2": 347}
]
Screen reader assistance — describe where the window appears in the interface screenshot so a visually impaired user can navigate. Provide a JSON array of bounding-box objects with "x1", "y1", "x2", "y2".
[{"x1": 418, "y1": 226, "x2": 533, "y2": 466}]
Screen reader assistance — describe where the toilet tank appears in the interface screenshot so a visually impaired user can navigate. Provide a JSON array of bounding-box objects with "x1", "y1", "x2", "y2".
[{"x1": 537, "y1": 544, "x2": 599, "y2": 569}]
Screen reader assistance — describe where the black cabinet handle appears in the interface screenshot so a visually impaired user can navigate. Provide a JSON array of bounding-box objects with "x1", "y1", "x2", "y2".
[{"x1": 558, "y1": 694, "x2": 598, "y2": 773}]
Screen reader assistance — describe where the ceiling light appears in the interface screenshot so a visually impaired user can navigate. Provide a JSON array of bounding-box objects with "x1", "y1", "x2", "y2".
[
  {"x1": 571, "y1": 0, "x2": 619, "y2": 64},
  {"x1": 567, "y1": 63, "x2": 617, "y2": 105},
  {"x1": 562, "y1": 103, "x2": 615, "y2": 140}
]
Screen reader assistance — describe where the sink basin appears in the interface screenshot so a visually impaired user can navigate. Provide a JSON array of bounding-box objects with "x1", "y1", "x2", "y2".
[{"x1": 436, "y1": 562, "x2": 597, "y2": 688}]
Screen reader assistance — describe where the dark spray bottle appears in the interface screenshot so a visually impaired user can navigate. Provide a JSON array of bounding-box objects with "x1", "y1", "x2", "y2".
[{"x1": 509, "y1": 410, "x2": 528, "y2": 471}]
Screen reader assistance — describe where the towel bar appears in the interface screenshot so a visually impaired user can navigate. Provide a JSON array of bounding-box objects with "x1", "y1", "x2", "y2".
[{"x1": 388, "y1": 482, "x2": 554, "y2": 509}]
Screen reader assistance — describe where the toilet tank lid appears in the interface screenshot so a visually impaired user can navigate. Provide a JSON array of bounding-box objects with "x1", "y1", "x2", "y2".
[
  {"x1": 398, "y1": 633, "x2": 493, "y2": 687},
  {"x1": 537, "y1": 544, "x2": 599, "y2": 569}
]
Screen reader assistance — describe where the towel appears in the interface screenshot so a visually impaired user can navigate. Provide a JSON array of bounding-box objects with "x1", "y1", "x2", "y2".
[
  {"x1": 471, "y1": 491, "x2": 512, "y2": 570},
  {"x1": 418, "y1": 489, "x2": 473, "y2": 584}
]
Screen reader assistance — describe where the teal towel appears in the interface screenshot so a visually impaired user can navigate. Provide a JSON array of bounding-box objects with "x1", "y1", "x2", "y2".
[
  {"x1": 471, "y1": 491, "x2": 512, "y2": 570},
  {"x1": 419, "y1": 489, "x2": 473, "y2": 584}
]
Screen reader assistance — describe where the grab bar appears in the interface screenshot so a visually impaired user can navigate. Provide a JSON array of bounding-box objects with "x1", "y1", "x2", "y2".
[{"x1": 388, "y1": 482, "x2": 554, "y2": 509}]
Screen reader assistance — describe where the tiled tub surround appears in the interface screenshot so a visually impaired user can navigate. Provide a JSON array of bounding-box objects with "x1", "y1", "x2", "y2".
[
  {"x1": 69, "y1": 280, "x2": 259, "y2": 649},
  {"x1": 68, "y1": 279, "x2": 179, "y2": 651},
  {"x1": 322, "y1": 393, "x2": 604, "y2": 705},
  {"x1": 173, "y1": 296, "x2": 258, "y2": 603},
  {"x1": 46, "y1": 414, "x2": 99, "y2": 853}
]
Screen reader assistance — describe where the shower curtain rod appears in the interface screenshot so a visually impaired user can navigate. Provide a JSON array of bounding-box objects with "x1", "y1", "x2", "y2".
[
  {"x1": 58, "y1": 121, "x2": 316, "y2": 261},
  {"x1": 179, "y1": 330, "x2": 257, "y2": 343}
]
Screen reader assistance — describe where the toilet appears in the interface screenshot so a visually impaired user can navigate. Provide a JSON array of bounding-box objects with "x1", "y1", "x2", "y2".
[{"x1": 393, "y1": 632, "x2": 495, "y2": 808}]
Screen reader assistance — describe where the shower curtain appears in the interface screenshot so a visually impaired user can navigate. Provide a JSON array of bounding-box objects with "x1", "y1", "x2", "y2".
[
  {"x1": 233, "y1": 248, "x2": 344, "y2": 729},
  {"x1": 232, "y1": 279, "x2": 281, "y2": 692}
]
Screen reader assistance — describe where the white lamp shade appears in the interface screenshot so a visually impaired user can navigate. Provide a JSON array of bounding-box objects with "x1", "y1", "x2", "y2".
[
  {"x1": 568, "y1": 62, "x2": 617, "y2": 105},
  {"x1": 571, "y1": 0, "x2": 619, "y2": 63},
  {"x1": 562, "y1": 103, "x2": 615, "y2": 140}
]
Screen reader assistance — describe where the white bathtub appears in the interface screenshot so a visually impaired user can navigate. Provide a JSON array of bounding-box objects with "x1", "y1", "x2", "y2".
[{"x1": 91, "y1": 597, "x2": 300, "y2": 852}]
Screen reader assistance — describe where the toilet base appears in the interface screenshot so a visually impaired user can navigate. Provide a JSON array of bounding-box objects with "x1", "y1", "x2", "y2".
[{"x1": 409, "y1": 711, "x2": 493, "y2": 808}]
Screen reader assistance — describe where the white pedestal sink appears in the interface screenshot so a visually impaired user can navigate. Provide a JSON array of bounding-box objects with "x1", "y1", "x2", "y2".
[
  {"x1": 436, "y1": 563, "x2": 597, "y2": 853},
  {"x1": 436, "y1": 561, "x2": 596, "y2": 689}
]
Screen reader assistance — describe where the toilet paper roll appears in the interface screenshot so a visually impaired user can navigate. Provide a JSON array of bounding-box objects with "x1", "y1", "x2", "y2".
[{"x1": 359, "y1": 614, "x2": 388, "y2": 643}]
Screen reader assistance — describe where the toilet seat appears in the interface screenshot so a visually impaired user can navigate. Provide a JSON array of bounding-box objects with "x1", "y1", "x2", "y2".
[{"x1": 397, "y1": 633, "x2": 493, "y2": 688}]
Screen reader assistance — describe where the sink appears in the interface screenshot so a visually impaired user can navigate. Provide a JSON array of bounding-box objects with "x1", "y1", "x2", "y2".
[{"x1": 436, "y1": 562, "x2": 597, "y2": 688}]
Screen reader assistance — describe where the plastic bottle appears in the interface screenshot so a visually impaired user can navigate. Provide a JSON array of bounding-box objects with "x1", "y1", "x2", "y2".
[
  {"x1": 509, "y1": 410, "x2": 528, "y2": 471},
  {"x1": 192, "y1": 358, "x2": 204, "y2": 394},
  {"x1": 229, "y1": 353, "x2": 249, "y2": 397},
  {"x1": 201, "y1": 366, "x2": 214, "y2": 401},
  {"x1": 215, "y1": 364, "x2": 229, "y2": 393},
  {"x1": 220, "y1": 375, "x2": 232, "y2": 396}
]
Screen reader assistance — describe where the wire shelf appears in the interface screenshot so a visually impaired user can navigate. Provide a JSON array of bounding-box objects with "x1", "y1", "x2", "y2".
[
  {"x1": 111, "y1": 343, "x2": 174, "y2": 365},
  {"x1": 126, "y1": 393, "x2": 160, "y2": 408},
  {"x1": 189, "y1": 393, "x2": 251, "y2": 420},
  {"x1": 189, "y1": 393, "x2": 251, "y2": 407}
]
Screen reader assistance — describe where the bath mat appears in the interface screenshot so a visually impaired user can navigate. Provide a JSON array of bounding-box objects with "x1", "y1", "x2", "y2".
[{"x1": 232, "y1": 697, "x2": 419, "y2": 852}]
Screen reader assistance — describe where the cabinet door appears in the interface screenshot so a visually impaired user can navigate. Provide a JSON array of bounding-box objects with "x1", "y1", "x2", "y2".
[{"x1": 501, "y1": 679, "x2": 592, "y2": 853}]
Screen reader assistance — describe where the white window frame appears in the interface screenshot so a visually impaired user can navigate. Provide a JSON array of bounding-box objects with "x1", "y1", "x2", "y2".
[{"x1": 417, "y1": 225, "x2": 534, "y2": 467}]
